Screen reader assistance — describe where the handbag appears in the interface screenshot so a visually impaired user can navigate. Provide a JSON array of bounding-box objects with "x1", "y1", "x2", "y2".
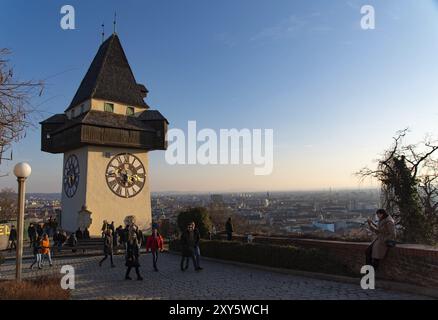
[{"x1": 385, "y1": 239, "x2": 397, "y2": 248}]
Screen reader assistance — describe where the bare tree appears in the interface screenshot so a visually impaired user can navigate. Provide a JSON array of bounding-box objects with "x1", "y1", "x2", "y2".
[
  {"x1": 357, "y1": 129, "x2": 438, "y2": 244},
  {"x1": 0, "y1": 187, "x2": 17, "y2": 222},
  {"x1": 0, "y1": 48, "x2": 44, "y2": 167}
]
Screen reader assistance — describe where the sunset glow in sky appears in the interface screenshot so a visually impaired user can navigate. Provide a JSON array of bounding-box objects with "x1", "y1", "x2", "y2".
[{"x1": 1, "y1": 0, "x2": 438, "y2": 192}]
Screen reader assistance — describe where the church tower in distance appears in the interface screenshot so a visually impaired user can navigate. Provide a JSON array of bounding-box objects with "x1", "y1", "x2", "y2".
[{"x1": 40, "y1": 34, "x2": 168, "y2": 235}]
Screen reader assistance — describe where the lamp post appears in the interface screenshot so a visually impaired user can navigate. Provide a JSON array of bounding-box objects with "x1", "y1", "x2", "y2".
[{"x1": 13, "y1": 162, "x2": 31, "y2": 281}]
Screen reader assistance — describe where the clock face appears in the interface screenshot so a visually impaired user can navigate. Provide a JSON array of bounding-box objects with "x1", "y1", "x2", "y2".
[
  {"x1": 63, "y1": 154, "x2": 80, "y2": 198},
  {"x1": 105, "y1": 153, "x2": 146, "y2": 198}
]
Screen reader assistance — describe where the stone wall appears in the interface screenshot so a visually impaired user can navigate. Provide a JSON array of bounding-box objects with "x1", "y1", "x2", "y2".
[{"x1": 219, "y1": 234, "x2": 438, "y2": 288}]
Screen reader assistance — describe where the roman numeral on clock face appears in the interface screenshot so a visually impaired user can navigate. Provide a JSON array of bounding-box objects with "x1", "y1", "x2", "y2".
[
  {"x1": 105, "y1": 153, "x2": 146, "y2": 198},
  {"x1": 108, "y1": 179, "x2": 117, "y2": 190}
]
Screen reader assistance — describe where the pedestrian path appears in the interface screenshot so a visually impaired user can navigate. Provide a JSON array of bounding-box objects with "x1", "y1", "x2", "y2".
[{"x1": 0, "y1": 253, "x2": 431, "y2": 300}]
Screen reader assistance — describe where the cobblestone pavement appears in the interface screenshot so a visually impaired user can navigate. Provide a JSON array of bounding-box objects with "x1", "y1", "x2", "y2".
[{"x1": 0, "y1": 252, "x2": 431, "y2": 300}]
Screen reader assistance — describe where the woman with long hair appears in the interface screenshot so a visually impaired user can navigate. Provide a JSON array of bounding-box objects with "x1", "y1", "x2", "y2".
[
  {"x1": 125, "y1": 231, "x2": 143, "y2": 280},
  {"x1": 365, "y1": 208, "x2": 396, "y2": 270}
]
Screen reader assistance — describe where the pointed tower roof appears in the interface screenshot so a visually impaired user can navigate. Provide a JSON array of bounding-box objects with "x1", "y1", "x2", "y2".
[{"x1": 66, "y1": 34, "x2": 148, "y2": 111}]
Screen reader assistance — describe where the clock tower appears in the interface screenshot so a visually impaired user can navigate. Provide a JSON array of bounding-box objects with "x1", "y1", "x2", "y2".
[{"x1": 40, "y1": 34, "x2": 168, "y2": 235}]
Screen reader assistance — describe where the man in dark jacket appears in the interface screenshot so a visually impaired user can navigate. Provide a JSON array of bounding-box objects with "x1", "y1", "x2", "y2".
[
  {"x1": 27, "y1": 223, "x2": 37, "y2": 247},
  {"x1": 67, "y1": 233, "x2": 78, "y2": 253},
  {"x1": 191, "y1": 222, "x2": 203, "y2": 270},
  {"x1": 180, "y1": 223, "x2": 198, "y2": 271},
  {"x1": 225, "y1": 217, "x2": 233, "y2": 241},
  {"x1": 99, "y1": 229, "x2": 115, "y2": 267},
  {"x1": 8, "y1": 225, "x2": 17, "y2": 251},
  {"x1": 109, "y1": 221, "x2": 115, "y2": 234},
  {"x1": 83, "y1": 228, "x2": 90, "y2": 240},
  {"x1": 75, "y1": 228, "x2": 83, "y2": 240},
  {"x1": 36, "y1": 223, "x2": 44, "y2": 237}
]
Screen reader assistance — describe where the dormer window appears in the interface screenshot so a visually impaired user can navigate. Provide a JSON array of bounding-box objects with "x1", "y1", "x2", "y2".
[
  {"x1": 104, "y1": 102, "x2": 114, "y2": 113},
  {"x1": 126, "y1": 106, "x2": 135, "y2": 116},
  {"x1": 80, "y1": 104, "x2": 85, "y2": 114}
]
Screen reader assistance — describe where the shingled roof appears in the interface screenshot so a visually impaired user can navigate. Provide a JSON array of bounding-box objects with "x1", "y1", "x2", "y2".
[
  {"x1": 65, "y1": 34, "x2": 149, "y2": 111},
  {"x1": 138, "y1": 110, "x2": 169, "y2": 123},
  {"x1": 51, "y1": 110, "x2": 156, "y2": 134}
]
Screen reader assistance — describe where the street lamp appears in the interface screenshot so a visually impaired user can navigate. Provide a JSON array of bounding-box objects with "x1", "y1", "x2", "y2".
[{"x1": 13, "y1": 162, "x2": 31, "y2": 281}]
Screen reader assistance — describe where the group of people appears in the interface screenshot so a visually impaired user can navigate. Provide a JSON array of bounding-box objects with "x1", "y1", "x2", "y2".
[
  {"x1": 99, "y1": 221, "x2": 164, "y2": 280},
  {"x1": 97, "y1": 219, "x2": 205, "y2": 280},
  {"x1": 7, "y1": 218, "x2": 60, "y2": 251},
  {"x1": 27, "y1": 221, "x2": 70, "y2": 269},
  {"x1": 29, "y1": 233, "x2": 53, "y2": 269}
]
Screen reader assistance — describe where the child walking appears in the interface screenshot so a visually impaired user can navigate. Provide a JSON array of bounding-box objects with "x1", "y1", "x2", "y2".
[{"x1": 40, "y1": 233, "x2": 53, "y2": 267}]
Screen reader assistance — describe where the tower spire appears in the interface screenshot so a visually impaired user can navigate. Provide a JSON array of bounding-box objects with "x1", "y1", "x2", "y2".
[{"x1": 113, "y1": 12, "x2": 117, "y2": 34}]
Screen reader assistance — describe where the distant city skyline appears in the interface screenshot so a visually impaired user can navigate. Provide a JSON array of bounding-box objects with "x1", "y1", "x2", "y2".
[{"x1": 2, "y1": 0, "x2": 438, "y2": 192}]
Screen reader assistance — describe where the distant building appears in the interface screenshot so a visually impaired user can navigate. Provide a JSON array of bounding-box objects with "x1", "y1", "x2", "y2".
[{"x1": 211, "y1": 194, "x2": 224, "y2": 204}]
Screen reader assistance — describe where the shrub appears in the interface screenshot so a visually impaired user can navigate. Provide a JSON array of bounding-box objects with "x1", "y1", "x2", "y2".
[
  {"x1": 177, "y1": 207, "x2": 212, "y2": 238},
  {"x1": 170, "y1": 239, "x2": 353, "y2": 276},
  {"x1": 0, "y1": 276, "x2": 70, "y2": 300}
]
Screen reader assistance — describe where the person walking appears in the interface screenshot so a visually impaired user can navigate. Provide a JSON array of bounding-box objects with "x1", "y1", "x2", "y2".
[
  {"x1": 99, "y1": 229, "x2": 115, "y2": 268},
  {"x1": 101, "y1": 220, "x2": 108, "y2": 238},
  {"x1": 191, "y1": 222, "x2": 203, "y2": 271},
  {"x1": 52, "y1": 218, "x2": 58, "y2": 235},
  {"x1": 123, "y1": 224, "x2": 130, "y2": 249},
  {"x1": 125, "y1": 232, "x2": 143, "y2": 280},
  {"x1": 40, "y1": 234, "x2": 53, "y2": 267},
  {"x1": 225, "y1": 217, "x2": 234, "y2": 241},
  {"x1": 146, "y1": 227, "x2": 164, "y2": 272},
  {"x1": 8, "y1": 225, "x2": 17, "y2": 251},
  {"x1": 30, "y1": 235, "x2": 42, "y2": 270},
  {"x1": 27, "y1": 223, "x2": 37, "y2": 247},
  {"x1": 365, "y1": 209, "x2": 396, "y2": 270},
  {"x1": 112, "y1": 226, "x2": 118, "y2": 248},
  {"x1": 83, "y1": 227, "x2": 90, "y2": 240},
  {"x1": 36, "y1": 223, "x2": 44, "y2": 237},
  {"x1": 75, "y1": 228, "x2": 83, "y2": 241},
  {"x1": 180, "y1": 223, "x2": 198, "y2": 271},
  {"x1": 109, "y1": 221, "x2": 115, "y2": 235},
  {"x1": 67, "y1": 232, "x2": 78, "y2": 253},
  {"x1": 116, "y1": 225, "x2": 124, "y2": 246},
  {"x1": 53, "y1": 230, "x2": 63, "y2": 253}
]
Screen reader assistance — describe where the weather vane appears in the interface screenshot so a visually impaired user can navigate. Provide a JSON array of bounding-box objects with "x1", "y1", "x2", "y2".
[
  {"x1": 101, "y1": 22, "x2": 105, "y2": 43},
  {"x1": 113, "y1": 12, "x2": 117, "y2": 34}
]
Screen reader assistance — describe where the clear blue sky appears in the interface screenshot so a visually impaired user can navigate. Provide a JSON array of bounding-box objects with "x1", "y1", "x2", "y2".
[{"x1": 1, "y1": 0, "x2": 438, "y2": 193}]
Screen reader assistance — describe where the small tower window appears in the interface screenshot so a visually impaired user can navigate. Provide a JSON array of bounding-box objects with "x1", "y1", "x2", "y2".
[
  {"x1": 104, "y1": 102, "x2": 114, "y2": 113},
  {"x1": 126, "y1": 106, "x2": 135, "y2": 116}
]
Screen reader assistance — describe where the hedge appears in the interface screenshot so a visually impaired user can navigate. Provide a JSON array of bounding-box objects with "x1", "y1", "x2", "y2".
[{"x1": 169, "y1": 239, "x2": 354, "y2": 276}]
